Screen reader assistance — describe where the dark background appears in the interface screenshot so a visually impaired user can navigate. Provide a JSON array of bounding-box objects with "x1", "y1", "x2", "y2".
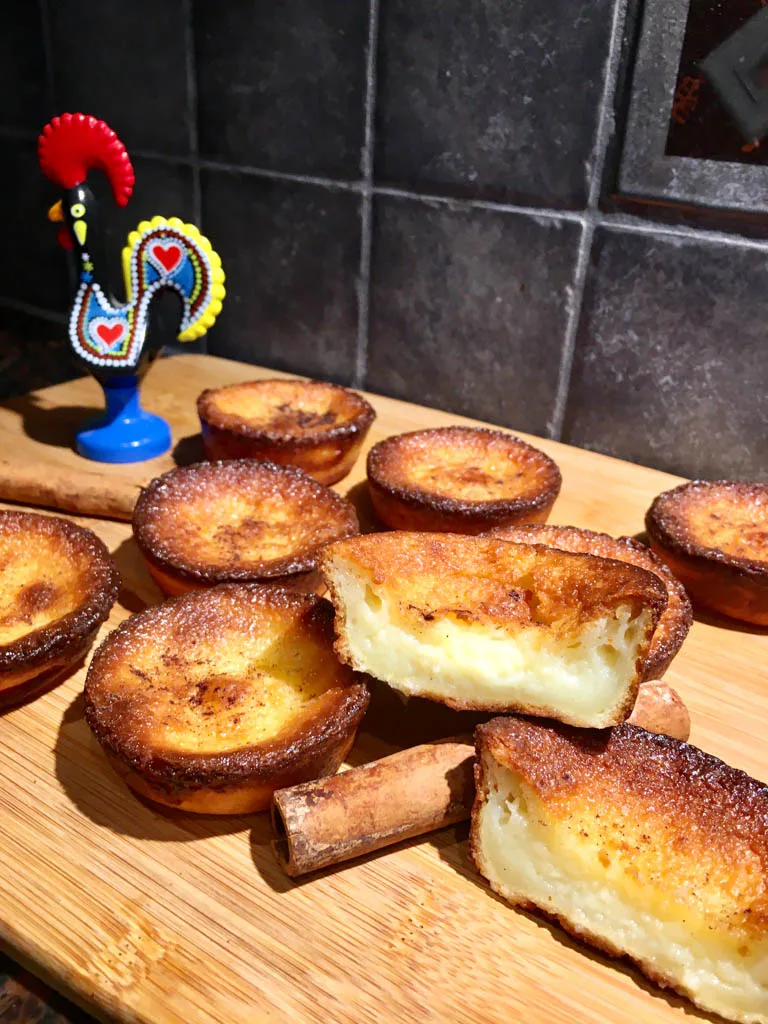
[{"x1": 0, "y1": 0, "x2": 766, "y2": 485}]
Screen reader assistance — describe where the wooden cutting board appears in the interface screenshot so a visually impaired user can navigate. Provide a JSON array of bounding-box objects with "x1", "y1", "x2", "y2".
[{"x1": 0, "y1": 353, "x2": 765, "y2": 1024}]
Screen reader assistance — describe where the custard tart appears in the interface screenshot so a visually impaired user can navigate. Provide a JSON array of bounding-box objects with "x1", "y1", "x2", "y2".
[
  {"x1": 366, "y1": 426, "x2": 561, "y2": 534},
  {"x1": 320, "y1": 531, "x2": 666, "y2": 728},
  {"x1": 472, "y1": 716, "x2": 768, "y2": 1024},
  {"x1": 133, "y1": 459, "x2": 359, "y2": 597},
  {"x1": 646, "y1": 480, "x2": 768, "y2": 626},
  {"x1": 84, "y1": 585, "x2": 370, "y2": 814},
  {"x1": 0, "y1": 510, "x2": 118, "y2": 707},
  {"x1": 197, "y1": 378, "x2": 376, "y2": 485},
  {"x1": 490, "y1": 523, "x2": 692, "y2": 680}
]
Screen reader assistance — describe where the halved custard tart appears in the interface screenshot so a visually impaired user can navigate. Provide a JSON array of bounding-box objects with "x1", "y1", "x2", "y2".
[
  {"x1": 133, "y1": 459, "x2": 359, "y2": 597},
  {"x1": 367, "y1": 426, "x2": 561, "y2": 534},
  {"x1": 84, "y1": 585, "x2": 370, "y2": 813},
  {"x1": 0, "y1": 510, "x2": 118, "y2": 707},
  {"x1": 646, "y1": 480, "x2": 768, "y2": 626},
  {"x1": 321, "y1": 531, "x2": 666, "y2": 728},
  {"x1": 197, "y1": 378, "x2": 376, "y2": 485},
  {"x1": 490, "y1": 523, "x2": 692, "y2": 680}
]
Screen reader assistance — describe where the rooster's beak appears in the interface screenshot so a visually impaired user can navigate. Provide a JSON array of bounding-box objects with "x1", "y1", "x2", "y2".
[{"x1": 47, "y1": 200, "x2": 75, "y2": 250}]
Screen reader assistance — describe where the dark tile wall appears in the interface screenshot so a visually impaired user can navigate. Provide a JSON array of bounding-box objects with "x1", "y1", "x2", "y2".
[
  {"x1": 1, "y1": 0, "x2": 766, "y2": 480},
  {"x1": 200, "y1": 171, "x2": 362, "y2": 382},
  {"x1": 563, "y1": 227, "x2": 768, "y2": 479},
  {"x1": 368, "y1": 197, "x2": 581, "y2": 435},
  {"x1": 194, "y1": 1, "x2": 368, "y2": 178},
  {"x1": 375, "y1": 0, "x2": 614, "y2": 207}
]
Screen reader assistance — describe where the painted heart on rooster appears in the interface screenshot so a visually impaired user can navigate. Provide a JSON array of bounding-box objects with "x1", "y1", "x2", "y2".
[
  {"x1": 89, "y1": 316, "x2": 128, "y2": 353},
  {"x1": 149, "y1": 240, "x2": 183, "y2": 275}
]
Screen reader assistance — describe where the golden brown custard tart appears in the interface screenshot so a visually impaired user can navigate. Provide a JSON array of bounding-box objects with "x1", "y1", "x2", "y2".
[
  {"x1": 472, "y1": 717, "x2": 768, "y2": 1024},
  {"x1": 84, "y1": 585, "x2": 370, "y2": 814},
  {"x1": 646, "y1": 480, "x2": 768, "y2": 626},
  {"x1": 490, "y1": 523, "x2": 692, "y2": 680},
  {"x1": 367, "y1": 426, "x2": 561, "y2": 534},
  {"x1": 321, "y1": 531, "x2": 666, "y2": 728},
  {"x1": 133, "y1": 459, "x2": 359, "y2": 597},
  {"x1": 197, "y1": 378, "x2": 376, "y2": 485},
  {"x1": 0, "y1": 510, "x2": 118, "y2": 707}
]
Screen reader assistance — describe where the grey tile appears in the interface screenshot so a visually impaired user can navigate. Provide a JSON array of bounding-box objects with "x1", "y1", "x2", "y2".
[
  {"x1": 201, "y1": 171, "x2": 361, "y2": 383},
  {"x1": 0, "y1": 2, "x2": 47, "y2": 132},
  {"x1": 375, "y1": 0, "x2": 615, "y2": 207},
  {"x1": 563, "y1": 227, "x2": 768, "y2": 481},
  {"x1": 194, "y1": 0, "x2": 367, "y2": 178},
  {"x1": 366, "y1": 197, "x2": 579, "y2": 435},
  {"x1": 49, "y1": 0, "x2": 190, "y2": 156},
  {"x1": 1, "y1": 139, "x2": 71, "y2": 311}
]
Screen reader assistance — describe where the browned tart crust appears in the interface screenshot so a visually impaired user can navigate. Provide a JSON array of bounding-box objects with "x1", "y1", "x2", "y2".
[
  {"x1": 197, "y1": 378, "x2": 376, "y2": 485},
  {"x1": 133, "y1": 459, "x2": 359, "y2": 597},
  {"x1": 84, "y1": 585, "x2": 370, "y2": 814},
  {"x1": 646, "y1": 480, "x2": 768, "y2": 626},
  {"x1": 0, "y1": 511, "x2": 118, "y2": 707},
  {"x1": 366, "y1": 426, "x2": 562, "y2": 534},
  {"x1": 471, "y1": 716, "x2": 768, "y2": 1024},
  {"x1": 489, "y1": 523, "x2": 693, "y2": 680}
]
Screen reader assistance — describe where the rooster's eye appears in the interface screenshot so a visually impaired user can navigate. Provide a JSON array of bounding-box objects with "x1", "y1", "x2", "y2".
[{"x1": 70, "y1": 202, "x2": 85, "y2": 218}]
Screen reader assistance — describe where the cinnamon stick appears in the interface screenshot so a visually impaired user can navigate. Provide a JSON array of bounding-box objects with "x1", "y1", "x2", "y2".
[
  {"x1": 271, "y1": 680, "x2": 690, "y2": 877},
  {"x1": 272, "y1": 737, "x2": 475, "y2": 877},
  {"x1": 0, "y1": 460, "x2": 139, "y2": 521}
]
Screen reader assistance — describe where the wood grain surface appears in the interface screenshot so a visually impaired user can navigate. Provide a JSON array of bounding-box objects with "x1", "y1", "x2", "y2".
[{"x1": 0, "y1": 354, "x2": 765, "y2": 1024}]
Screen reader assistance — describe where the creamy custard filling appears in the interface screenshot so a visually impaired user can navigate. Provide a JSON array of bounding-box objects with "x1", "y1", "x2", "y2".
[
  {"x1": 477, "y1": 762, "x2": 768, "y2": 1024},
  {"x1": 336, "y1": 569, "x2": 648, "y2": 726}
]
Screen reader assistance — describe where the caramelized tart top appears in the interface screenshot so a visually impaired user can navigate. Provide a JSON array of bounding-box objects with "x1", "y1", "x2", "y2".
[
  {"x1": 490, "y1": 523, "x2": 692, "y2": 679},
  {"x1": 647, "y1": 481, "x2": 768, "y2": 574},
  {"x1": 476, "y1": 716, "x2": 768, "y2": 944},
  {"x1": 0, "y1": 510, "x2": 118, "y2": 669},
  {"x1": 367, "y1": 426, "x2": 561, "y2": 512},
  {"x1": 197, "y1": 378, "x2": 375, "y2": 446},
  {"x1": 321, "y1": 531, "x2": 667, "y2": 635},
  {"x1": 133, "y1": 460, "x2": 359, "y2": 583},
  {"x1": 84, "y1": 585, "x2": 369, "y2": 777}
]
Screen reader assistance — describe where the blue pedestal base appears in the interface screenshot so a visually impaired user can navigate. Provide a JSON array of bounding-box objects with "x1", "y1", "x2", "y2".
[{"x1": 76, "y1": 376, "x2": 171, "y2": 463}]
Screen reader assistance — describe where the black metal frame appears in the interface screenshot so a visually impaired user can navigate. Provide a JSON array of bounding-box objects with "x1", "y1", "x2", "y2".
[{"x1": 618, "y1": 0, "x2": 768, "y2": 213}]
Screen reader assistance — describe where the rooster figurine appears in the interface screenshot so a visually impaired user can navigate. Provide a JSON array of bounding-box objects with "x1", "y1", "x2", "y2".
[{"x1": 38, "y1": 112, "x2": 225, "y2": 462}]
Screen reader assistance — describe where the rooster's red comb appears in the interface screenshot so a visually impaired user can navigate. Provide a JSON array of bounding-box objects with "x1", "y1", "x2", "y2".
[{"x1": 38, "y1": 113, "x2": 135, "y2": 207}]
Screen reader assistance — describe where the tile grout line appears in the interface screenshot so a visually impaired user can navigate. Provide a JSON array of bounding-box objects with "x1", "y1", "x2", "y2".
[
  {"x1": 38, "y1": 0, "x2": 57, "y2": 117},
  {"x1": 3, "y1": 122, "x2": 768, "y2": 254},
  {"x1": 182, "y1": 0, "x2": 207, "y2": 355},
  {"x1": 354, "y1": 0, "x2": 381, "y2": 389},
  {"x1": 197, "y1": 157, "x2": 363, "y2": 193},
  {"x1": 360, "y1": 0, "x2": 379, "y2": 186},
  {"x1": 182, "y1": 0, "x2": 202, "y2": 229},
  {"x1": 596, "y1": 210, "x2": 768, "y2": 250},
  {"x1": 548, "y1": 0, "x2": 630, "y2": 441},
  {"x1": 586, "y1": 0, "x2": 632, "y2": 211},
  {"x1": 3, "y1": 120, "x2": 760, "y2": 251},
  {"x1": 355, "y1": 192, "x2": 373, "y2": 389},
  {"x1": 546, "y1": 221, "x2": 595, "y2": 441},
  {"x1": 373, "y1": 185, "x2": 587, "y2": 224}
]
